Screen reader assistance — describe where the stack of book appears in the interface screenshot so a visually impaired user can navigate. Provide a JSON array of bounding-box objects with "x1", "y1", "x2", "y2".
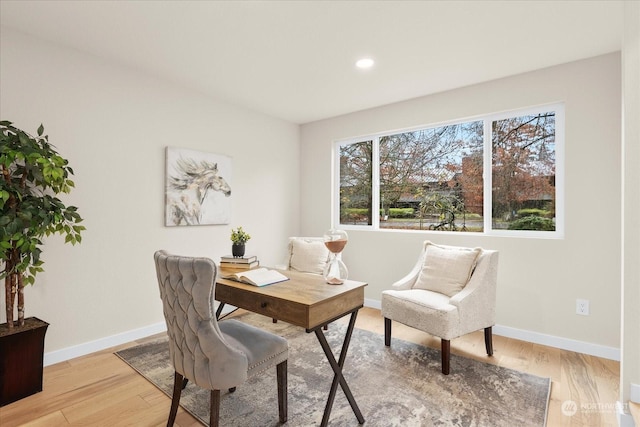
[{"x1": 219, "y1": 254, "x2": 259, "y2": 270}]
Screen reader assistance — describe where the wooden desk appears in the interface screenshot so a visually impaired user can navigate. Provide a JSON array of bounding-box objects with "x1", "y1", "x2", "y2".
[{"x1": 216, "y1": 268, "x2": 367, "y2": 426}]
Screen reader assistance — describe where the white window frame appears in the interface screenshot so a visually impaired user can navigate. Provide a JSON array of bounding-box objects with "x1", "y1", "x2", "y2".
[{"x1": 332, "y1": 103, "x2": 565, "y2": 238}]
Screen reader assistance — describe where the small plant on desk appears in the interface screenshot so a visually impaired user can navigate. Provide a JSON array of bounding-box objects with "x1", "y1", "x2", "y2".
[{"x1": 230, "y1": 227, "x2": 251, "y2": 257}]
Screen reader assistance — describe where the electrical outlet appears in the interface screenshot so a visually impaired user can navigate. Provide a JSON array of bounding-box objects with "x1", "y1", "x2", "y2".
[{"x1": 576, "y1": 299, "x2": 590, "y2": 316}]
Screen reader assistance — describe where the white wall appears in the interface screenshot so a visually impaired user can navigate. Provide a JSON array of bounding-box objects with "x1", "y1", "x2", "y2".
[
  {"x1": 0, "y1": 27, "x2": 626, "y2": 363},
  {"x1": 0, "y1": 29, "x2": 300, "y2": 354},
  {"x1": 300, "y1": 53, "x2": 622, "y2": 353},
  {"x1": 621, "y1": 0, "x2": 640, "y2": 410}
]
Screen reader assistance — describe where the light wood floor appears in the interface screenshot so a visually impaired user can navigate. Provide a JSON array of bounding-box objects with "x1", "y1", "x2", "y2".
[{"x1": 0, "y1": 307, "x2": 620, "y2": 426}]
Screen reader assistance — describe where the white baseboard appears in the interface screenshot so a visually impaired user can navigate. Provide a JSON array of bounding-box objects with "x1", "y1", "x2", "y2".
[
  {"x1": 365, "y1": 297, "x2": 381, "y2": 310},
  {"x1": 44, "y1": 321, "x2": 167, "y2": 367},
  {"x1": 616, "y1": 401, "x2": 635, "y2": 427},
  {"x1": 43, "y1": 305, "x2": 238, "y2": 367},
  {"x1": 364, "y1": 299, "x2": 620, "y2": 361},
  {"x1": 631, "y1": 383, "x2": 640, "y2": 403},
  {"x1": 44, "y1": 300, "x2": 619, "y2": 366},
  {"x1": 492, "y1": 324, "x2": 620, "y2": 361}
]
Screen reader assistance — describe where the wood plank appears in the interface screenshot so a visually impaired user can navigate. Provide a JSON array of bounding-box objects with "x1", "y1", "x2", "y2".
[{"x1": 19, "y1": 410, "x2": 68, "y2": 427}]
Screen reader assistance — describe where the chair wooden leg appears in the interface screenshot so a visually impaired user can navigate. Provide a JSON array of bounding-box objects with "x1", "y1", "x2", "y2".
[
  {"x1": 210, "y1": 389, "x2": 220, "y2": 427},
  {"x1": 384, "y1": 317, "x2": 391, "y2": 346},
  {"x1": 276, "y1": 360, "x2": 288, "y2": 423},
  {"x1": 441, "y1": 339, "x2": 450, "y2": 375},
  {"x1": 167, "y1": 371, "x2": 183, "y2": 427},
  {"x1": 484, "y1": 326, "x2": 494, "y2": 356}
]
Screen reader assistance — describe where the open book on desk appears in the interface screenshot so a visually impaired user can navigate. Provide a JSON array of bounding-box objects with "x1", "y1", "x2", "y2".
[{"x1": 221, "y1": 267, "x2": 289, "y2": 287}]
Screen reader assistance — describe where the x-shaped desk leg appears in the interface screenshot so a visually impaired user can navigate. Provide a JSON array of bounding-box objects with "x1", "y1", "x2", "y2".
[{"x1": 314, "y1": 310, "x2": 365, "y2": 427}]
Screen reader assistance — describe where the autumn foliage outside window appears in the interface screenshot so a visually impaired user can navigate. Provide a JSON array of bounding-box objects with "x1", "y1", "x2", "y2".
[{"x1": 336, "y1": 105, "x2": 562, "y2": 235}]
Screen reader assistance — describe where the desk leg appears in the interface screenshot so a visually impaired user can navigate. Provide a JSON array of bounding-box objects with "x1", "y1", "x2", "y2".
[
  {"x1": 215, "y1": 302, "x2": 225, "y2": 320},
  {"x1": 315, "y1": 310, "x2": 365, "y2": 426}
]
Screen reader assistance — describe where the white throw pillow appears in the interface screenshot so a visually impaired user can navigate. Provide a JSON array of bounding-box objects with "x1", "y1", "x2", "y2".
[
  {"x1": 413, "y1": 242, "x2": 482, "y2": 297},
  {"x1": 289, "y1": 238, "x2": 330, "y2": 274}
]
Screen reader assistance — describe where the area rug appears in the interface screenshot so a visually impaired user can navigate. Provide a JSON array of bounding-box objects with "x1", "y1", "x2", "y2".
[{"x1": 115, "y1": 313, "x2": 550, "y2": 426}]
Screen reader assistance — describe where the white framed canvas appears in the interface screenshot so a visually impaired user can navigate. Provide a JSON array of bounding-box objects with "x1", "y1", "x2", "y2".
[{"x1": 165, "y1": 147, "x2": 232, "y2": 226}]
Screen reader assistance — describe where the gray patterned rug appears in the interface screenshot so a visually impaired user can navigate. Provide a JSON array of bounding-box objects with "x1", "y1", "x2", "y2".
[{"x1": 115, "y1": 312, "x2": 550, "y2": 426}]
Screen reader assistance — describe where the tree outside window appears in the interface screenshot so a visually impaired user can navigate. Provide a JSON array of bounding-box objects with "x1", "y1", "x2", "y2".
[
  {"x1": 492, "y1": 112, "x2": 556, "y2": 231},
  {"x1": 335, "y1": 105, "x2": 561, "y2": 236},
  {"x1": 379, "y1": 122, "x2": 483, "y2": 231},
  {"x1": 340, "y1": 141, "x2": 372, "y2": 225}
]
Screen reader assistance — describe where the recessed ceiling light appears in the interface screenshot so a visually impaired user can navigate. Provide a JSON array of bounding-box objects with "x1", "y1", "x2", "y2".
[{"x1": 356, "y1": 58, "x2": 375, "y2": 69}]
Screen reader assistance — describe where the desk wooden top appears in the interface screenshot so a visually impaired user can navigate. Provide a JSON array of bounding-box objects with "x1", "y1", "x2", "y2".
[{"x1": 216, "y1": 268, "x2": 367, "y2": 330}]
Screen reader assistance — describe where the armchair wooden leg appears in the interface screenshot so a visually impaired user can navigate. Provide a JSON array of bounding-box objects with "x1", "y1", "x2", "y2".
[
  {"x1": 168, "y1": 371, "x2": 183, "y2": 427},
  {"x1": 441, "y1": 339, "x2": 450, "y2": 375},
  {"x1": 210, "y1": 389, "x2": 220, "y2": 427},
  {"x1": 484, "y1": 327, "x2": 494, "y2": 356},
  {"x1": 276, "y1": 360, "x2": 288, "y2": 423},
  {"x1": 384, "y1": 317, "x2": 391, "y2": 346}
]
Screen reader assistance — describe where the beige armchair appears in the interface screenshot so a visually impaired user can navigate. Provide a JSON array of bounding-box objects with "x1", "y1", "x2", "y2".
[
  {"x1": 154, "y1": 251, "x2": 288, "y2": 426},
  {"x1": 273, "y1": 237, "x2": 330, "y2": 327},
  {"x1": 284, "y1": 236, "x2": 330, "y2": 274},
  {"x1": 381, "y1": 241, "x2": 498, "y2": 375}
]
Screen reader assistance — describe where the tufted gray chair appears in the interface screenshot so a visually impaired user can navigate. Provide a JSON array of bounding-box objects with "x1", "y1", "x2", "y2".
[{"x1": 154, "y1": 250, "x2": 288, "y2": 426}]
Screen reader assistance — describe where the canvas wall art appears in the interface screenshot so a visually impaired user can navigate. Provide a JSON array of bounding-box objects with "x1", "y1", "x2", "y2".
[{"x1": 165, "y1": 147, "x2": 232, "y2": 226}]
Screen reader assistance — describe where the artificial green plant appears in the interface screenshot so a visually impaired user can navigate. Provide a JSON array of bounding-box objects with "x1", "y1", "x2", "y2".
[
  {"x1": 0, "y1": 121, "x2": 85, "y2": 329},
  {"x1": 230, "y1": 226, "x2": 251, "y2": 245}
]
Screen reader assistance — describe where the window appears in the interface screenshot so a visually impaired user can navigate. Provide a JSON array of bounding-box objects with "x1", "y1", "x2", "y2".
[
  {"x1": 334, "y1": 104, "x2": 563, "y2": 237},
  {"x1": 340, "y1": 140, "x2": 373, "y2": 224}
]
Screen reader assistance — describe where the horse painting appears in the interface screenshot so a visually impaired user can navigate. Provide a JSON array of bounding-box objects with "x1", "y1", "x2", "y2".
[{"x1": 165, "y1": 149, "x2": 232, "y2": 226}]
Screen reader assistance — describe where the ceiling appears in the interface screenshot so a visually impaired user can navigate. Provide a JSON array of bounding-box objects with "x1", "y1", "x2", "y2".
[{"x1": 0, "y1": 1, "x2": 624, "y2": 124}]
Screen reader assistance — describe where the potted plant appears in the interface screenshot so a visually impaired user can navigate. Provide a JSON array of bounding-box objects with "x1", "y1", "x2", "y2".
[
  {"x1": 230, "y1": 226, "x2": 251, "y2": 257},
  {"x1": 0, "y1": 121, "x2": 85, "y2": 405}
]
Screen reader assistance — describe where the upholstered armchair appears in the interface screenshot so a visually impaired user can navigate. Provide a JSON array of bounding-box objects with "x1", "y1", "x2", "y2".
[
  {"x1": 154, "y1": 250, "x2": 288, "y2": 426},
  {"x1": 381, "y1": 241, "x2": 498, "y2": 375},
  {"x1": 284, "y1": 236, "x2": 330, "y2": 274},
  {"x1": 272, "y1": 237, "x2": 331, "y2": 327}
]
